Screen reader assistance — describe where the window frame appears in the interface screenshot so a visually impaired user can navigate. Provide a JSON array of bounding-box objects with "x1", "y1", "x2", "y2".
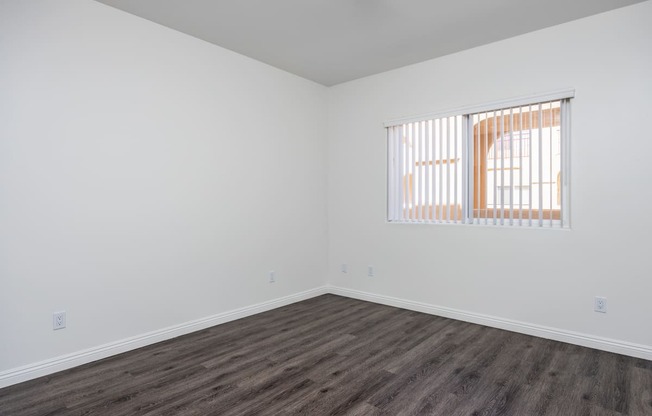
[{"x1": 385, "y1": 89, "x2": 573, "y2": 229}]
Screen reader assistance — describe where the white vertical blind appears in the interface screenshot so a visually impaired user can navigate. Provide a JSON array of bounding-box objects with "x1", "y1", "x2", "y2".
[
  {"x1": 437, "y1": 119, "x2": 443, "y2": 222},
  {"x1": 387, "y1": 126, "x2": 400, "y2": 222},
  {"x1": 518, "y1": 106, "x2": 524, "y2": 226},
  {"x1": 453, "y1": 117, "x2": 458, "y2": 222},
  {"x1": 425, "y1": 122, "x2": 430, "y2": 221},
  {"x1": 483, "y1": 112, "x2": 488, "y2": 225},
  {"x1": 492, "y1": 111, "x2": 497, "y2": 225},
  {"x1": 415, "y1": 122, "x2": 421, "y2": 221},
  {"x1": 538, "y1": 104, "x2": 543, "y2": 227},
  {"x1": 386, "y1": 93, "x2": 571, "y2": 228},
  {"x1": 509, "y1": 108, "x2": 514, "y2": 225},
  {"x1": 560, "y1": 99, "x2": 570, "y2": 227},
  {"x1": 445, "y1": 117, "x2": 450, "y2": 221},
  {"x1": 462, "y1": 115, "x2": 471, "y2": 224},
  {"x1": 528, "y1": 104, "x2": 533, "y2": 226},
  {"x1": 549, "y1": 101, "x2": 554, "y2": 228}
]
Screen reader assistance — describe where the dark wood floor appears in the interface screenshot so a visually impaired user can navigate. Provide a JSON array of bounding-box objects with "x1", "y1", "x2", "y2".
[{"x1": 1, "y1": 295, "x2": 651, "y2": 416}]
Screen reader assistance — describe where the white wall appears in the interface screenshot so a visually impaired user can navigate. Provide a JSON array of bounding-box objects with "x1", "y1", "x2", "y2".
[
  {"x1": 2, "y1": 0, "x2": 651, "y2": 387},
  {"x1": 327, "y1": 2, "x2": 652, "y2": 350},
  {"x1": 0, "y1": 0, "x2": 328, "y2": 374}
]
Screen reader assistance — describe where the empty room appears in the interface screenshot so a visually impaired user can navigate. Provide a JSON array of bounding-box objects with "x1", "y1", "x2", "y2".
[{"x1": 1, "y1": 0, "x2": 651, "y2": 415}]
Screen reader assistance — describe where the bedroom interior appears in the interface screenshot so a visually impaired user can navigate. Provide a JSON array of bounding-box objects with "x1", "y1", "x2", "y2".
[{"x1": 1, "y1": 0, "x2": 651, "y2": 414}]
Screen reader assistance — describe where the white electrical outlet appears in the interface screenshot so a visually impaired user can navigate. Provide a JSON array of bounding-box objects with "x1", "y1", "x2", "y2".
[
  {"x1": 341, "y1": 264, "x2": 348, "y2": 273},
  {"x1": 367, "y1": 265, "x2": 374, "y2": 277},
  {"x1": 53, "y1": 311, "x2": 66, "y2": 330},
  {"x1": 594, "y1": 296, "x2": 607, "y2": 313},
  {"x1": 269, "y1": 271, "x2": 276, "y2": 283}
]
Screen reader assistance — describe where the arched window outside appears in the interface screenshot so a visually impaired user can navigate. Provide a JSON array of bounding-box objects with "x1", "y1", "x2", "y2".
[{"x1": 474, "y1": 103, "x2": 562, "y2": 222}]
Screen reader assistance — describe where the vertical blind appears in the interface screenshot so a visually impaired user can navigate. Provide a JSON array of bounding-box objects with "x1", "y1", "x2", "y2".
[
  {"x1": 387, "y1": 116, "x2": 466, "y2": 223},
  {"x1": 386, "y1": 92, "x2": 571, "y2": 228}
]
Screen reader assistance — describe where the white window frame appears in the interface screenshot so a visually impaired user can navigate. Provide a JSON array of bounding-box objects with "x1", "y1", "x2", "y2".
[{"x1": 385, "y1": 89, "x2": 573, "y2": 229}]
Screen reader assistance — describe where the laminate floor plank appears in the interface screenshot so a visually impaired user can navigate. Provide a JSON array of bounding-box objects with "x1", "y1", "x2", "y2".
[
  {"x1": 417, "y1": 332, "x2": 534, "y2": 416},
  {"x1": 1, "y1": 294, "x2": 651, "y2": 415},
  {"x1": 380, "y1": 319, "x2": 472, "y2": 374},
  {"x1": 369, "y1": 325, "x2": 492, "y2": 412},
  {"x1": 630, "y1": 366, "x2": 652, "y2": 415}
]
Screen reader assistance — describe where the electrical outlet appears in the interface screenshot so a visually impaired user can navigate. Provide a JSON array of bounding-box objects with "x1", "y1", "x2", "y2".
[
  {"x1": 341, "y1": 264, "x2": 347, "y2": 273},
  {"x1": 594, "y1": 296, "x2": 607, "y2": 313},
  {"x1": 53, "y1": 311, "x2": 66, "y2": 330},
  {"x1": 269, "y1": 271, "x2": 276, "y2": 283},
  {"x1": 367, "y1": 265, "x2": 374, "y2": 277}
]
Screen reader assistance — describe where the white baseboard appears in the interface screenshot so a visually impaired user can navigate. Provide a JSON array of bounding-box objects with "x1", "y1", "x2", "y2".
[
  {"x1": 0, "y1": 286, "x2": 329, "y2": 389},
  {"x1": 3, "y1": 284, "x2": 651, "y2": 389},
  {"x1": 328, "y1": 285, "x2": 652, "y2": 361}
]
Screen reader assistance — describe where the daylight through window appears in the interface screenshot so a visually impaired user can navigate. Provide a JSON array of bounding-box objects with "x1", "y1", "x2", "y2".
[{"x1": 386, "y1": 91, "x2": 572, "y2": 228}]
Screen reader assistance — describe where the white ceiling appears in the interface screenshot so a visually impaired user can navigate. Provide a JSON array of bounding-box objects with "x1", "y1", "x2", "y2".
[{"x1": 96, "y1": 0, "x2": 645, "y2": 86}]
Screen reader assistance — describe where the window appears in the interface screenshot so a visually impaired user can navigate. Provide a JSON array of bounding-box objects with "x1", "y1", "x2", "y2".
[{"x1": 386, "y1": 90, "x2": 572, "y2": 228}]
